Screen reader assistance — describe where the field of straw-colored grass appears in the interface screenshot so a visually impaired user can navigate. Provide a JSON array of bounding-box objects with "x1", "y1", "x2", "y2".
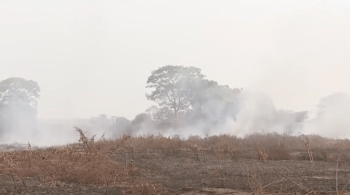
[{"x1": 2, "y1": 128, "x2": 350, "y2": 194}]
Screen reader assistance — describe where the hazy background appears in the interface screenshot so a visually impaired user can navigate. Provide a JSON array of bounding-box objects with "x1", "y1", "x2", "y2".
[{"x1": 0, "y1": 1, "x2": 349, "y2": 145}]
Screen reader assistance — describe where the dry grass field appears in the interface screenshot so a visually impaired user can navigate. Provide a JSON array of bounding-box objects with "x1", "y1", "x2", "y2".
[{"x1": 1, "y1": 128, "x2": 350, "y2": 194}]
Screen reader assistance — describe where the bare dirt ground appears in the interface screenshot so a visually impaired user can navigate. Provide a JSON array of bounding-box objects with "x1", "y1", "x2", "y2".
[{"x1": 1, "y1": 133, "x2": 350, "y2": 194}]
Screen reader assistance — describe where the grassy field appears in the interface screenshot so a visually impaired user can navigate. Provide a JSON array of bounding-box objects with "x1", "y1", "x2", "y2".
[{"x1": 1, "y1": 128, "x2": 350, "y2": 194}]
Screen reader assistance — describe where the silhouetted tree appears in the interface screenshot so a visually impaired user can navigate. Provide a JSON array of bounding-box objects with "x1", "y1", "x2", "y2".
[
  {"x1": 132, "y1": 113, "x2": 151, "y2": 127},
  {"x1": 0, "y1": 77, "x2": 40, "y2": 108},
  {"x1": 110, "y1": 117, "x2": 131, "y2": 137},
  {"x1": 113, "y1": 113, "x2": 154, "y2": 135},
  {"x1": 146, "y1": 105, "x2": 173, "y2": 122},
  {"x1": 0, "y1": 77, "x2": 40, "y2": 136},
  {"x1": 189, "y1": 79, "x2": 241, "y2": 121},
  {"x1": 146, "y1": 65, "x2": 243, "y2": 128},
  {"x1": 146, "y1": 65, "x2": 204, "y2": 119}
]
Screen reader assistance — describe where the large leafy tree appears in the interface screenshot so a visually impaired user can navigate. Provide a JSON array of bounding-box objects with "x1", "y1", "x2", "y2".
[
  {"x1": 0, "y1": 77, "x2": 40, "y2": 109},
  {"x1": 0, "y1": 77, "x2": 41, "y2": 136},
  {"x1": 146, "y1": 65, "x2": 205, "y2": 119},
  {"x1": 190, "y1": 80, "x2": 241, "y2": 121}
]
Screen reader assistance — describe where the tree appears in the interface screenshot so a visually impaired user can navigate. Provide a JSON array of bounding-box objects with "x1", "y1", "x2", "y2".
[
  {"x1": 146, "y1": 65, "x2": 205, "y2": 119},
  {"x1": 189, "y1": 79, "x2": 241, "y2": 122},
  {"x1": 0, "y1": 77, "x2": 40, "y2": 137},
  {"x1": 106, "y1": 116, "x2": 131, "y2": 137},
  {"x1": 110, "y1": 116, "x2": 117, "y2": 125},
  {"x1": 130, "y1": 113, "x2": 155, "y2": 135},
  {"x1": 89, "y1": 114, "x2": 110, "y2": 125},
  {"x1": 0, "y1": 77, "x2": 40, "y2": 108}
]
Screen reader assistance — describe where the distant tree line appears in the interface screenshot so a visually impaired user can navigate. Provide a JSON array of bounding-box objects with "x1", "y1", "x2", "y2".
[
  {"x1": 0, "y1": 65, "x2": 308, "y2": 138},
  {"x1": 88, "y1": 65, "x2": 308, "y2": 136}
]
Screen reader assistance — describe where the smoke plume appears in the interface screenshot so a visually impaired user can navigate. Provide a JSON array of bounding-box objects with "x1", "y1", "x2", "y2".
[{"x1": 1, "y1": 91, "x2": 349, "y2": 147}]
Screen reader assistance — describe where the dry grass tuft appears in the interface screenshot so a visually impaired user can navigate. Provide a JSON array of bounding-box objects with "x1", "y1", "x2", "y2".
[
  {"x1": 302, "y1": 135, "x2": 314, "y2": 165},
  {"x1": 257, "y1": 149, "x2": 268, "y2": 162},
  {"x1": 266, "y1": 145, "x2": 290, "y2": 160},
  {"x1": 0, "y1": 128, "x2": 162, "y2": 194},
  {"x1": 3, "y1": 130, "x2": 350, "y2": 194},
  {"x1": 132, "y1": 181, "x2": 162, "y2": 195}
]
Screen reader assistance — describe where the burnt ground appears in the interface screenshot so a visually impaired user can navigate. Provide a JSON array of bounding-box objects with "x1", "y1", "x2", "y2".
[
  {"x1": 1, "y1": 146, "x2": 350, "y2": 194},
  {"x1": 0, "y1": 174, "x2": 125, "y2": 195},
  {"x1": 111, "y1": 149, "x2": 350, "y2": 194}
]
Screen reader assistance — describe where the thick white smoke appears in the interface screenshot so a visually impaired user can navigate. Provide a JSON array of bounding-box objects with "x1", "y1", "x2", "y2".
[
  {"x1": 232, "y1": 91, "x2": 278, "y2": 136},
  {"x1": 1, "y1": 117, "x2": 111, "y2": 147},
  {"x1": 131, "y1": 90, "x2": 306, "y2": 138},
  {"x1": 1, "y1": 91, "x2": 350, "y2": 147},
  {"x1": 303, "y1": 93, "x2": 350, "y2": 139}
]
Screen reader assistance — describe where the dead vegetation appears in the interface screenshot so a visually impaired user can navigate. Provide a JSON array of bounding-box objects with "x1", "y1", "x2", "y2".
[
  {"x1": 1, "y1": 130, "x2": 350, "y2": 194},
  {"x1": 0, "y1": 128, "x2": 163, "y2": 194}
]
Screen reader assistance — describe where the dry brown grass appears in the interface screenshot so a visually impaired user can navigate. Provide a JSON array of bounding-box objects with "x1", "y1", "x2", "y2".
[
  {"x1": 1, "y1": 144, "x2": 125, "y2": 185},
  {"x1": 302, "y1": 135, "x2": 314, "y2": 165},
  {"x1": 132, "y1": 181, "x2": 162, "y2": 195},
  {"x1": 0, "y1": 129, "x2": 163, "y2": 194},
  {"x1": 2, "y1": 130, "x2": 350, "y2": 194},
  {"x1": 257, "y1": 149, "x2": 268, "y2": 162}
]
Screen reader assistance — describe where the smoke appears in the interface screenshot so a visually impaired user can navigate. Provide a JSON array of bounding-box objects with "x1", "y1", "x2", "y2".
[
  {"x1": 130, "y1": 90, "x2": 307, "y2": 138},
  {"x1": 1, "y1": 91, "x2": 350, "y2": 147},
  {"x1": 0, "y1": 103, "x2": 38, "y2": 145},
  {"x1": 303, "y1": 93, "x2": 350, "y2": 139},
  {"x1": 0, "y1": 117, "x2": 85, "y2": 147},
  {"x1": 233, "y1": 91, "x2": 278, "y2": 135},
  {"x1": 0, "y1": 112, "x2": 113, "y2": 147}
]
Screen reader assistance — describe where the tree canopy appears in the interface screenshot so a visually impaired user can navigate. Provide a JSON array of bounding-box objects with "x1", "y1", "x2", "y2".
[
  {"x1": 0, "y1": 77, "x2": 40, "y2": 109},
  {"x1": 146, "y1": 65, "x2": 205, "y2": 118},
  {"x1": 146, "y1": 65, "x2": 242, "y2": 125},
  {"x1": 0, "y1": 77, "x2": 41, "y2": 137}
]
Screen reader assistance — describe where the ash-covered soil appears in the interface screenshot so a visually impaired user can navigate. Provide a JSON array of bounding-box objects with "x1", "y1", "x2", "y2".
[
  {"x1": 0, "y1": 173, "x2": 126, "y2": 195},
  {"x1": 111, "y1": 149, "x2": 350, "y2": 194}
]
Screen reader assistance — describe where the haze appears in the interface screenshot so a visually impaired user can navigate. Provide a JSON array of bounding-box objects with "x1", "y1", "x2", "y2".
[{"x1": 0, "y1": 0, "x2": 349, "y2": 120}]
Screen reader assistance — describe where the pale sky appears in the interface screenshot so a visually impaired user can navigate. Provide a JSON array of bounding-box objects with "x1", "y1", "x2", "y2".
[{"x1": 0, "y1": 0, "x2": 349, "y2": 120}]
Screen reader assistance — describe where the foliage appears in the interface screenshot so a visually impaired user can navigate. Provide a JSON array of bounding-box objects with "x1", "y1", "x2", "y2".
[
  {"x1": 146, "y1": 65, "x2": 204, "y2": 119},
  {"x1": 0, "y1": 78, "x2": 40, "y2": 137},
  {"x1": 189, "y1": 79, "x2": 241, "y2": 122},
  {"x1": 146, "y1": 65, "x2": 242, "y2": 126},
  {"x1": 0, "y1": 77, "x2": 40, "y2": 109}
]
